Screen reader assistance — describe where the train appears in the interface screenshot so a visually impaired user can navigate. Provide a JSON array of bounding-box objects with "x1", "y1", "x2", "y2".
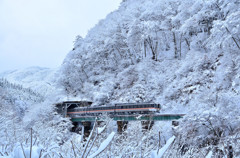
[{"x1": 67, "y1": 103, "x2": 161, "y2": 117}]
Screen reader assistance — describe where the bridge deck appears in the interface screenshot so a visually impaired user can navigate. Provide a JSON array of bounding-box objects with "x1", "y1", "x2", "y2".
[{"x1": 71, "y1": 114, "x2": 185, "y2": 122}]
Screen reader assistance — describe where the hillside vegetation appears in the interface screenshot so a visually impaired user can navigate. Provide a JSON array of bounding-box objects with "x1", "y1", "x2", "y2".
[
  {"x1": 60, "y1": 0, "x2": 240, "y2": 107},
  {"x1": 59, "y1": 0, "x2": 240, "y2": 156}
]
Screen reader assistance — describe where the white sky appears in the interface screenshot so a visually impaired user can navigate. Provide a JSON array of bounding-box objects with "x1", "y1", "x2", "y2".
[{"x1": 0, "y1": 0, "x2": 122, "y2": 72}]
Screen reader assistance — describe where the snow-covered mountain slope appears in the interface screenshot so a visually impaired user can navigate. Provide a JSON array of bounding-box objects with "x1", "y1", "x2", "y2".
[
  {"x1": 0, "y1": 78, "x2": 72, "y2": 157},
  {"x1": 0, "y1": 66, "x2": 60, "y2": 98},
  {"x1": 0, "y1": 78, "x2": 44, "y2": 117},
  {"x1": 60, "y1": 0, "x2": 240, "y2": 111},
  {"x1": 58, "y1": 0, "x2": 240, "y2": 156}
]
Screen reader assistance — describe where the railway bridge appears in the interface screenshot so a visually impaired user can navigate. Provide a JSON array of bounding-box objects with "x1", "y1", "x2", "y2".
[{"x1": 56, "y1": 101, "x2": 185, "y2": 134}]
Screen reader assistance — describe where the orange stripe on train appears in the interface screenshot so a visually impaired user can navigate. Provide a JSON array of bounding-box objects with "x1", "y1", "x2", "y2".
[{"x1": 67, "y1": 108, "x2": 160, "y2": 114}]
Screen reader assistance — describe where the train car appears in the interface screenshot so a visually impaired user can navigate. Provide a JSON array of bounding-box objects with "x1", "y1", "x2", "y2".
[
  {"x1": 67, "y1": 103, "x2": 160, "y2": 117},
  {"x1": 114, "y1": 103, "x2": 160, "y2": 114}
]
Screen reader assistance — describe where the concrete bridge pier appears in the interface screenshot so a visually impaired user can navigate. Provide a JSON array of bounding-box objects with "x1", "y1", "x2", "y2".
[
  {"x1": 82, "y1": 121, "x2": 92, "y2": 137},
  {"x1": 172, "y1": 120, "x2": 179, "y2": 126},
  {"x1": 141, "y1": 121, "x2": 154, "y2": 130},
  {"x1": 117, "y1": 121, "x2": 128, "y2": 133},
  {"x1": 97, "y1": 121, "x2": 104, "y2": 126},
  {"x1": 71, "y1": 122, "x2": 80, "y2": 132}
]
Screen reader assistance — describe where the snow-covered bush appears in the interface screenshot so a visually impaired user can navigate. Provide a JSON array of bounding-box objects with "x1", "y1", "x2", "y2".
[{"x1": 169, "y1": 110, "x2": 240, "y2": 157}]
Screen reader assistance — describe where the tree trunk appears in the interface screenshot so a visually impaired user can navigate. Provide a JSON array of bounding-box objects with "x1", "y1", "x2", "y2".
[
  {"x1": 225, "y1": 27, "x2": 240, "y2": 50},
  {"x1": 185, "y1": 38, "x2": 190, "y2": 50},
  {"x1": 144, "y1": 39, "x2": 147, "y2": 58},
  {"x1": 173, "y1": 32, "x2": 178, "y2": 58},
  {"x1": 179, "y1": 34, "x2": 182, "y2": 59},
  {"x1": 146, "y1": 36, "x2": 156, "y2": 60},
  {"x1": 154, "y1": 41, "x2": 158, "y2": 61}
]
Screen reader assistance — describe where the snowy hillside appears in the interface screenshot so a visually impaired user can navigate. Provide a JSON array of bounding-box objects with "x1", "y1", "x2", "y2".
[
  {"x1": 0, "y1": 78, "x2": 72, "y2": 158},
  {"x1": 0, "y1": 78, "x2": 44, "y2": 116},
  {"x1": 0, "y1": 66, "x2": 60, "y2": 98},
  {"x1": 60, "y1": 0, "x2": 240, "y2": 111},
  {"x1": 59, "y1": 0, "x2": 240, "y2": 157}
]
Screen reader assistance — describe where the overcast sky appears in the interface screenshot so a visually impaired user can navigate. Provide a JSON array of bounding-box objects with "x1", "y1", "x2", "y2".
[{"x1": 0, "y1": 0, "x2": 122, "y2": 72}]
